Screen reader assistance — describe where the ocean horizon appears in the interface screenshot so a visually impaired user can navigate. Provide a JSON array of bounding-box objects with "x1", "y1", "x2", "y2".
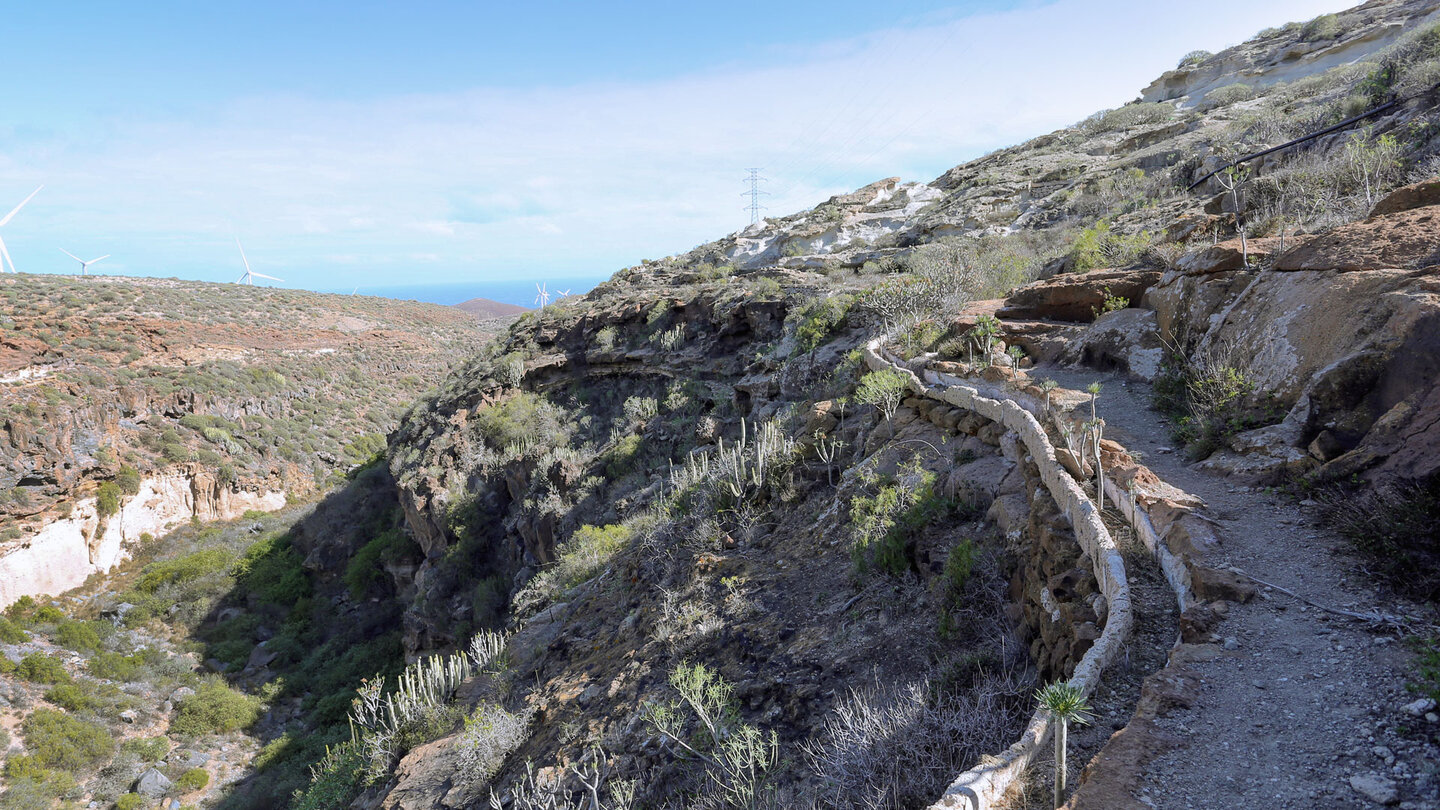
[{"x1": 316, "y1": 276, "x2": 609, "y2": 308}]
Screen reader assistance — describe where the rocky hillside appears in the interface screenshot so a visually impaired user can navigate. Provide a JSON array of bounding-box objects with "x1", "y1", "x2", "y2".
[
  {"x1": 4, "y1": 1, "x2": 1440, "y2": 810},
  {"x1": 0, "y1": 275, "x2": 494, "y2": 604},
  {"x1": 308, "y1": 2, "x2": 1439, "y2": 807}
]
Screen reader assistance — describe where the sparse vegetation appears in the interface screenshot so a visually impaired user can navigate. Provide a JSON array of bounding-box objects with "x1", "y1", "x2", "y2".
[
  {"x1": 1153, "y1": 339, "x2": 1273, "y2": 459},
  {"x1": 1322, "y1": 477, "x2": 1440, "y2": 600},
  {"x1": 1068, "y1": 220, "x2": 1152, "y2": 272}
]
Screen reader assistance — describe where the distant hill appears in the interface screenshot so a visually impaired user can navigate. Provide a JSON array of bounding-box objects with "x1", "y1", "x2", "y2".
[
  {"x1": 454, "y1": 297, "x2": 529, "y2": 318},
  {"x1": 0, "y1": 274, "x2": 496, "y2": 533}
]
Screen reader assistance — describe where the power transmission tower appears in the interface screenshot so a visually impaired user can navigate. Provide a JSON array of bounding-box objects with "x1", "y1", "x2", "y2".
[{"x1": 742, "y1": 168, "x2": 769, "y2": 225}]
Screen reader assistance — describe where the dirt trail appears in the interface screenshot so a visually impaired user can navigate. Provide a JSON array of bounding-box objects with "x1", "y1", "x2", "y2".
[{"x1": 1033, "y1": 365, "x2": 1439, "y2": 809}]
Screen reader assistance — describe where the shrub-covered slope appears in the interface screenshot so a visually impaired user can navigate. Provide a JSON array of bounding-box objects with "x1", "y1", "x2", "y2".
[{"x1": 0, "y1": 274, "x2": 495, "y2": 534}]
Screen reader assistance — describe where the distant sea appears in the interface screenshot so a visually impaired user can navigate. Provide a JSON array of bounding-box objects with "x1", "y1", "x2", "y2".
[{"x1": 317, "y1": 276, "x2": 608, "y2": 308}]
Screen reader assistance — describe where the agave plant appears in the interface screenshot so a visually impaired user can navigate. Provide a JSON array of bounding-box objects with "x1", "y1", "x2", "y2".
[{"x1": 1036, "y1": 681, "x2": 1094, "y2": 808}]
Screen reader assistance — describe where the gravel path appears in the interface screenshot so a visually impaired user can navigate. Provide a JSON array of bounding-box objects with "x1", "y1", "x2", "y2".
[{"x1": 1032, "y1": 365, "x2": 1440, "y2": 810}]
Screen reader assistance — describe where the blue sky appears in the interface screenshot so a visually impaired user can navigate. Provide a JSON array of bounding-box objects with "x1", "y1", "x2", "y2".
[{"x1": 2, "y1": 0, "x2": 1354, "y2": 291}]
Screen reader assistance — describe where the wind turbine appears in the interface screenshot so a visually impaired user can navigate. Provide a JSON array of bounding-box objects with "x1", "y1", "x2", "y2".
[
  {"x1": 556, "y1": 288, "x2": 571, "y2": 300},
  {"x1": 534, "y1": 282, "x2": 550, "y2": 308},
  {"x1": 234, "y1": 238, "x2": 284, "y2": 285},
  {"x1": 0, "y1": 186, "x2": 43, "y2": 274},
  {"x1": 59, "y1": 248, "x2": 110, "y2": 276}
]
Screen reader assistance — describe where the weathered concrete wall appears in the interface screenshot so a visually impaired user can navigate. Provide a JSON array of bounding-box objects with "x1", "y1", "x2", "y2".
[
  {"x1": 863, "y1": 340, "x2": 1219, "y2": 810},
  {"x1": 863, "y1": 340, "x2": 1133, "y2": 810}
]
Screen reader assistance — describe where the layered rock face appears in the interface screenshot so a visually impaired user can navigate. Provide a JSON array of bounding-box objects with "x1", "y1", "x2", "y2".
[
  {"x1": 985, "y1": 181, "x2": 1440, "y2": 483},
  {"x1": 0, "y1": 468, "x2": 286, "y2": 607},
  {"x1": 1141, "y1": 0, "x2": 1440, "y2": 105}
]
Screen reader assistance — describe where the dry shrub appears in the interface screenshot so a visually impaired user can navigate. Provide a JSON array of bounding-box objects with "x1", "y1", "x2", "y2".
[
  {"x1": 1321, "y1": 477, "x2": 1440, "y2": 601},
  {"x1": 803, "y1": 666, "x2": 1032, "y2": 810}
]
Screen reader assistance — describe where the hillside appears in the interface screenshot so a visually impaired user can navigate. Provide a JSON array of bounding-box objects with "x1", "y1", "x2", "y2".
[
  {"x1": 0, "y1": 275, "x2": 493, "y2": 604},
  {"x1": 2, "y1": 2, "x2": 1440, "y2": 810},
  {"x1": 453, "y1": 298, "x2": 529, "y2": 320}
]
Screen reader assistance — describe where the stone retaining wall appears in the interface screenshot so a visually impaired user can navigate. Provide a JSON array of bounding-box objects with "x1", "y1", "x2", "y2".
[
  {"x1": 862, "y1": 340, "x2": 1133, "y2": 810},
  {"x1": 863, "y1": 341, "x2": 1220, "y2": 809}
]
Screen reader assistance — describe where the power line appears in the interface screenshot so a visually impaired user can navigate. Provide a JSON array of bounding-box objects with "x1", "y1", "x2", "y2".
[{"x1": 742, "y1": 167, "x2": 770, "y2": 225}]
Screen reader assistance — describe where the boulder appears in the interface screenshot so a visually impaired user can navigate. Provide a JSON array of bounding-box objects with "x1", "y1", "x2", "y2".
[
  {"x1": 135, "y1": 768, "x2": 173, "y2": 799},
  {"x1": 1059, "y1": 309, "x2": 1165, "y2": 380},
  {"x1": 1174, "y1": 237, "x2": 1287, "y2": 275},
  {"x1": 1274, "y1": 207, "x2": 1440, "y2": 271},
  {"x1": 999, "y1": 268, "x2": 1162, "y2": 323},
  {"x1": 1188, "y1": 564, "x2": 1256, "y2": 603},
  {"x1": 1348, "y1": 772, "x2": 1399, "y2": 805},
  {"x1": 1144, "y1": 266, "x2": 1255, "y2": 341},
  {"x1": 1368, "y1": 177, "x2": 1440, "y2": 217}
]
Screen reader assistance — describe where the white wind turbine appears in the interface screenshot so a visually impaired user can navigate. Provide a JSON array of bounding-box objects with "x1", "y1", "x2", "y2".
[
  {"x1": 234, "y1": 238, "x2": 284, "y2": 285},
  {"x1": 59, "y1": 248, "x2": 110, "y2": 276},
  {"x1": 556, "y1": 288, "x2": 571, "y2": 300},
  {"x1": 534, "y1": 282, "x2": 550, "y2": 308},
  {"x1": 0, "y1": 186, "x2": 43, "y2": 274}
]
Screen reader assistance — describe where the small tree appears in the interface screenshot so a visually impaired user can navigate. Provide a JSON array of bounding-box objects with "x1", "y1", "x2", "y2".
[
  {"x1": 1214, "y1": 164, "x2": 1251, "y2": 267},
  {"x1": 1036, "y1": 681, "x2": 1094, "y2": 809},
  {"x1": 855, "y1": 369, "x2": 910, "y2": 438},
  {"x1": 1040, "y1": 379, "x2": 1059, "y2": 419},
  {"x1": 1344, "y1": 129, "x2": 1402, "y2": 209},
  {"x1": 96, "y1": 482, "x2": 121, "y2": 519},
  {"x1": 970, "y1": 315, "x2": 1002, "y2": 367},
  {"x1": 649, "y1": 663, "x2": 777, "y2": 810},
  {"x1": 1086, "y1": 382, "x2": 1104, "y2": 511}
]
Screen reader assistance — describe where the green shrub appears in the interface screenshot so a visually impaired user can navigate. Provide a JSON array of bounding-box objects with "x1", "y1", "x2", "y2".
[
  {"x1": 42, "y1": 683, "x2": 95, "y2": 712},
  {"x1": 116, "y1": 466, "x2": 142, "y2": 496},
  {"x1": 133, "y1": 547, "x2": 234, "y2": 594},
  {"x1": 233, "y1": 533, "x2": 311, "y2": 608},
  {"x1": 943, "y1": 540, "x2": 976, "y2": 596},
  {"x1": 3, "y1": 596, "x2": 37, "y2": 622},
  {"x1": 176, "y1": 768, "x2": 210, "y2": 791},
  {"x1": 170, "y1": 679, "x2": 262, "y2": 737},
  {"x1": 88, "y1": 650, "x2": 158, "y2": 682},
  {"x1": 472, "y1": 391, "x2": 571, "y2": 456},
  {"x1": 1176, "y1": 49, "x2": 1211, "y2": 69},
  {"x1": 600, "y1": 434, "x2": 644, "y2": 480},
  {"x1": 115, "y1": 795, "x2": 145, "y2": 810},
  {"x1": 29, "y1": 606, "x2": 64, "y2": 626},
  {"x1": 1153, "y1": 345, "x2": 1270, "y2": 459},
  {"x1": 20, "y1": 708, "x2": 115, "y2": 770},
  {"x1": 291, "y1": 744, "x2": 365, "y2": 810},
  {"x1": 120, "y1": 737, "x2": 170, "y2": 762},
  {"x1": 16, "y1": 654, "x2": 70, "y2": 685},
  {"x1": 54, "y1": 620, "x2": 103, "y2": 652},
  {"x1": 1203, "y1": 83, "x2": 1257, "y2": 108},
  {"x1": 1069, "y1": 220, "x2": 1152, "y2": 272},
  {"x1": 1083, "y1": 102, "x2": 1173, "y2": 134},
  {"x1": 789, "y1": 295, "x2": 854, "y2": 353},
  {"x1": 850, "y1": 470, "x2": 961, "y2": 578},
  {"x1": 1322, "y1": 479, "x2": 1440, "y2": 601},
  {"x1": 0, "y1": 764, "x2": 75, "y2": 810},
  {"x1": 343, "y1": 528, "x2": 414, "y2": 599},
  {"x1": 0, "y1": 616, "x2": 29, "y2": 644},
  {"x1": 96, "y1": 481, "x2": 122, "y2": 519},
  {"x1": 1301, "y1": 13, "x2": 1344, "y2": 41}
]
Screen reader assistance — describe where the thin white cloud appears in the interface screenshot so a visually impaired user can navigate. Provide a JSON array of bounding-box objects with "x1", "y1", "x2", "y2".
[{"x1": 4, "y1": 0, "x2": 1356, "y2": 286}]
